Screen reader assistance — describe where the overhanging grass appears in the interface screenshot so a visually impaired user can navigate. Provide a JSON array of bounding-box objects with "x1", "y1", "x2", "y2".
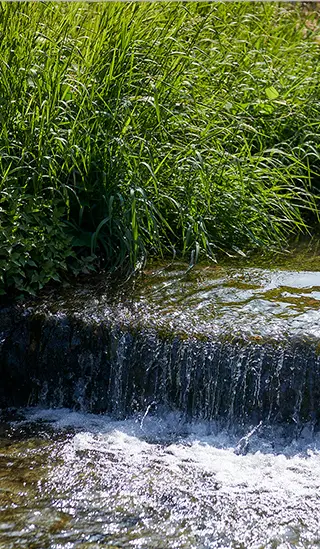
[{"x1": 1, "y1": 1, "x2": 320, "y2": 295}]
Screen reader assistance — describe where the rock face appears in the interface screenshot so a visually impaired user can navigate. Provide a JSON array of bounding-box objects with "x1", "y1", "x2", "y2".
[{"x1": 1, "y1": 264, "x2": 320, "y2": 427}]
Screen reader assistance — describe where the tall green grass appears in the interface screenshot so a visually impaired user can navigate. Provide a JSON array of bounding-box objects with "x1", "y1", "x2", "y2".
[{"x1": 1, "y1": 2, "x2": 320, "y2": 295}]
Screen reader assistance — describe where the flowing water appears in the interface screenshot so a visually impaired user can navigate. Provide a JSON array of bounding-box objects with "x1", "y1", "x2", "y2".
[
  {"x1": 1, "y1": 408, "x2": 320, "y2": 549},
  {"x1": 2, "y1": 245, "x2": 320, "y2": 547}
]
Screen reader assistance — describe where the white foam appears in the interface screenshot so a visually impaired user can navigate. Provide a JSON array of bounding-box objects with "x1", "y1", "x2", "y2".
[
  {"x1": 20, "y1": 407, "x2": 320, "y2": 495},
  {"x1": 9, "y1": 407, "x2": 320, "y2": 547}
]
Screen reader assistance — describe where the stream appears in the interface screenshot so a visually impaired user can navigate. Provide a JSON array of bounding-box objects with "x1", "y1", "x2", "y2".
[{"x1": 1, "y1": 244, "x2": 320, "y2": 547}]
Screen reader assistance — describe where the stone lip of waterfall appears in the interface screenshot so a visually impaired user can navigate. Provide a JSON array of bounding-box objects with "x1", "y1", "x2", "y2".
[{"x1": 1, "y1": 263, "x2": 320, "y2": 426}]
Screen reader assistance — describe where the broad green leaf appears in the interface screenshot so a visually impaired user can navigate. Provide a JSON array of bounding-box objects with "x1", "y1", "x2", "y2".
[{"x1": 265, "y1": 86, "x2": 279, "y2": 100}]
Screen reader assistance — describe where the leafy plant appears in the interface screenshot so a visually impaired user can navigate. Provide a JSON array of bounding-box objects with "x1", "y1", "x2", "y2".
[{"x1": 0, "y1": 191, "x2": 75, "y2": 295}]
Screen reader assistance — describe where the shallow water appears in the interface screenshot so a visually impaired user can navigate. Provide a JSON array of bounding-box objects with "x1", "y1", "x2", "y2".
[
  {"x1": 1, "y1": 408, "x2": 320, "y2": 549},
  {"x1": 44, "y1": 251, "x2": 320, "y2": 341},
  {"x1": 132, "y1": 263, "x2": 320, "y2": 340}
]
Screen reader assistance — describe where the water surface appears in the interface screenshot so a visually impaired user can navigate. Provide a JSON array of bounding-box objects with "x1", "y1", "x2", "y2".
[
  {"x1": 3, "y1": 245, "x2": 320, "y2": 546},
  {"x1": 44, "y1": 243, "x2": 320, "y2": 341},
  {"x1": 1, "y1": 408, "x2": 320, "y2": 549}
]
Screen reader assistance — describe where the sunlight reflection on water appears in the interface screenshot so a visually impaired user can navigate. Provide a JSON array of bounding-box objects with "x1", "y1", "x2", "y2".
[{"x1": 1, "y1": 408, "x2": 320, "y2": 549}]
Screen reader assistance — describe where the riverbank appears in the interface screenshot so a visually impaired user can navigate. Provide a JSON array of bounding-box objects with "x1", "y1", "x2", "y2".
[{"x1": 1, "y1": 2, "x2": 320, "y2": 297}]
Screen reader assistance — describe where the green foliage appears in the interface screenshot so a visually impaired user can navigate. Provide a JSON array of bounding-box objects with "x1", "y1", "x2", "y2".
[
  {"x1": 0, "y1": 191, "x2": 75, "y2": 295},
  {"x1": 0, "y1": 2, "x2": 320, "y2": 295}
]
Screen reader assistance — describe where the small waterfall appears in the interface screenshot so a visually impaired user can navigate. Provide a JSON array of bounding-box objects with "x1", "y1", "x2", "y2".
[
  {"x1": 1, "y1": 305, "x2": 320, "y2": 428},
  {"x1": 3, "y1": 264, "x2": 320, "y2": 549}
]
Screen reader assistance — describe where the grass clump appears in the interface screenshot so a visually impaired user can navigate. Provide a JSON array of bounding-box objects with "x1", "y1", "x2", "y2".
[{"x1": 1, "y1": 2, "x2": 320, "y2": 295}]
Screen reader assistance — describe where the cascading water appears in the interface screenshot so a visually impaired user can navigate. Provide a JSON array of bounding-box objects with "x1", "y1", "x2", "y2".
[
  {"x1": 1, "y1": 264, "x2": 320, "y2": 426},
  {"x1": 1, "y1": 257, "x2": 320, "y2": 547}
]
